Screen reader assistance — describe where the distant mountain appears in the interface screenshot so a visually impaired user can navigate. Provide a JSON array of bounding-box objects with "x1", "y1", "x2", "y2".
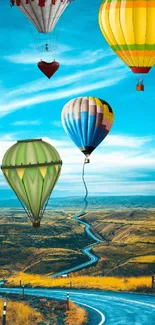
[
  {"x1": 47, "y1": 196, "x2": 155, "y2": 210},
  {"x1": 0, "y1": 189, "x2": 154, "y2": 210}
]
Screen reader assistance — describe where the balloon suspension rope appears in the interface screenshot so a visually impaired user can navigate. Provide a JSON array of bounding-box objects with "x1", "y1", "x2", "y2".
[
  {"x1": 81, "y1": 159, "x2": 89, "y2": 214},
  {"x1": 73, "y1": 157, "x2": 89, "y2": 221}
]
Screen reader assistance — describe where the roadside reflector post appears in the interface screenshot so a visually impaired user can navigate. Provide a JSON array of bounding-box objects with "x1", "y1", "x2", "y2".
[
  {"x1": 22, "y1": 284, "x2": 25, "y2": 298},
  {"x1": 66, "y1": 293, "x2": 70, "y2": 311},
  {"x1": 2, "y1": 301, "x2": 7, "y2": 325}
]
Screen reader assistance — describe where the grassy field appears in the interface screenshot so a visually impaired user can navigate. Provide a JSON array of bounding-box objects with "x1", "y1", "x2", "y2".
[
  {"x1": 79, "y1": 209, "x2": 155, "y2": 276},
  {"x1": 7, "y1": 272, "x2": 153, "y2": 292},
  {"x1": 0, "y1": 207, "x2": 155, "y2": 279},
  {"x1": 65, "y1": 301, "x2": 87, "y2": 325},
  {"x1": 0, "y1": 294, "x2": 87, "y2": 325},
  {"x1": 0, "y1": 299, "x2": 43, "y2": 325},
  {"x1": 0, "y1": 209, "x2": 93, "y2": 277}
]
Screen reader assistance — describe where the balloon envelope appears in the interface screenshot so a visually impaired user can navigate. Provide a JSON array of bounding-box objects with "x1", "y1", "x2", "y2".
[
  {"x1": 61, "y1": 97, "x2": 114, "y2": 156},
  {"x1": 1, "y1": 139, "x2": 62, "y2": 227},
  {"x1": 99, "y1": 0, "x2": 155, "y2": 74},
  {"x1": 13, "y1": 0, "x2": 72, "y2": 33}
]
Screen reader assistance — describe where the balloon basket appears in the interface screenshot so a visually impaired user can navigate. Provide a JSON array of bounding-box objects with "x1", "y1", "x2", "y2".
[
  {"x1": 33, "y1": 221, "x2": 41, "y2": 228},
  {"x1": 136, "y1": 84, "x2": 144, "y2": 91},
  {"x1": 85, "y1": 158, "x2": 90, "y2": 164}
]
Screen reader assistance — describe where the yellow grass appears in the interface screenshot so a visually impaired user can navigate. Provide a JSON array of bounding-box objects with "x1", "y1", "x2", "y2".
[
  {"x1": 101, "y1": 219, "x2": 155, "y2": 226},
  {"x1": 130, "y1": 255, "x2": 155, "y2": 263},
  {"x1": 8, "y1": 272, "x2": 152, "y2": 292},
  {"x1": 0, "y1": 300, "x2": 43, "y2": 325},
  {"x1": 65, "y1": 301, "x2": 87, "y2": 325}
]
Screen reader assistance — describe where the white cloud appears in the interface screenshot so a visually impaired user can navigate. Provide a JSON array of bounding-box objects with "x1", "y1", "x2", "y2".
[
  {"x1": 50, "y1": 120, "x2": 62, "y2": 128},
  {"x1": 57, "y1": 49, "x2": 114, "y2": 66},
  {"x1": 87, "y1": 151, "x2": 155, "y2": 170},
  {"x1": 5, "y1": 48, "x2": 113, "y2": 66},
  {"x1": 4, "y1": 43, "x2": 72, "y2": 65},
  {"x1": 59, "y1": 150, "x2": 155, "y2": 171},
  {"x1": 0, "y1": 134, "x2": 154, "y2": 196},
  {"x1": 11, "y1": 120, "x2": 41, "y2": 126},
  {"x1": 0, "y1": 53, "x2": 129, "y2": 119},
  {"x1": 103, "y1": 135, "x2": 151, "y2": 148},
  {"x1": 56, "y1": 180, "x2": 155, "y2": 196},
  {"x1": 0, "y1": 133, "x2": 17, "y2": 142},
  {"x1": 0, "y1": 141, "x2": 16, "y2": 165},
  {"x1": 42, "y1": 137, "x2": 71, "y2": 149},
  {"x1": 43, "y1": 135, "x2": 155, "y2": 172},
  {"x1": 0, "y1": 70, "x2": 127, "y2": 118},
  {"x1": 7, "y1": 58, "x2": 126, "y2": 98}
]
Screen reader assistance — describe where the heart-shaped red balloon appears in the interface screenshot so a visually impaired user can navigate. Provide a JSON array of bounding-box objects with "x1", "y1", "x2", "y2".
[{"x1": 37, "y1": 61, "x2": 59, "y2": 79}]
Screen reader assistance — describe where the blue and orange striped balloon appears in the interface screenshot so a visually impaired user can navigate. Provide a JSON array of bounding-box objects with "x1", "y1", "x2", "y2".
[{"x1": 61, "y1": 96, "x2": 114, "y2": 157}]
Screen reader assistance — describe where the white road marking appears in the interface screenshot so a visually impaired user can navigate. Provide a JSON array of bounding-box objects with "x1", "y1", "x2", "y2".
[
  {"x1": 40, "y1": 290, "x2": 106, "y2": 325},
  {"x1": 70, "y1": 291, "x2": 155, "y2": 309},
  {"x1": 108, "y1": 296, "x2": 155, "y2": 309},
  {"x1": 71, "y1": 299, "x2": 105, "y2": 325},
  {"x1": 5, "y1": 288, "x2": 155, "y2": 310}
]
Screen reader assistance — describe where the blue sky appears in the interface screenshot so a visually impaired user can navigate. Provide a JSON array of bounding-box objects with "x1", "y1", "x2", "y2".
[{"x1": 0, "y1": 0, "x2": 155, "y2": 197}]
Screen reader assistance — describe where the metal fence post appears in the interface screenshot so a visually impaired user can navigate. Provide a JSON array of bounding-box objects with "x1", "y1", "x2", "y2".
[
  {"x1": 66, "y1": 293, "x2": 70, "y2": 311},
  {"x1": 2, "y1": 301, "x2": 7, "y2": 325}
]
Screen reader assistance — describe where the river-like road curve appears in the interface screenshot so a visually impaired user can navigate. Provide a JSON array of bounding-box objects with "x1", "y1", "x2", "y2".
[{"x1": 52, "y1": 211, "x2": 102, "y2": 277}]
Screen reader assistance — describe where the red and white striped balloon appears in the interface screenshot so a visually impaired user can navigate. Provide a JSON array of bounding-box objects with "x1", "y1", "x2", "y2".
[{"x1": 11, "y1": 0, "x2": 73, "y2": 33}]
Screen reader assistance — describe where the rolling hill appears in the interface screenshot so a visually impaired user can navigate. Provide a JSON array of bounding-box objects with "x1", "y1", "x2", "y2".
[
  {"x1": 0, "y1": 208, "x2": 93, "y2": 278},
  {"x1": 78, "y1": 209, "x2": 155, "y2": 276}
]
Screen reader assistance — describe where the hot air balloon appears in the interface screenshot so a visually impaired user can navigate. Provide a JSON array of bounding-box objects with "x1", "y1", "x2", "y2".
[
  {"x1": 10, "y1": 0, "x2": 72, "y2": 33},
  {"x1": 1, "y1": 139, "x2": 62, "y2": 227},
  {"x1": 61, "y1": 97, "x2": 114, "y2": 163},
  {"x1": 99, "y1": 0, "x2": 155, "y2": 91},
  {"x1": 62, "y1": 96, "x2": 114, "y2": 214},
  {"x1": 10, "y1": 0, "x2": 73, "y2": 77}
]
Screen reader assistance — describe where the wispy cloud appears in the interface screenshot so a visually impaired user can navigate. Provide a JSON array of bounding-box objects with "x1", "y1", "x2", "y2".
[
  {"x1": 11, "y1": 119, "x2": 41, "y2": 126},
  {"x1": 5, "y1": 48, "x2": 113, "y2": 66},
  {"x1": 0, "y1": 76, "x2": 127, "y2": 117},
  {"x1": 0, "y1": 133, "x2": 18, "y2": 142},
  {"x1": 0, "y1": 60, "x2": 128, "y2": 118},
  {"x1": 4, "y1": 43, "x2": 72, "y2": 65},
  {"x1": 57, "y1": 49, "x2": 114, "y2": 66},
  {"x1": 7, "y1": 58, "x2": 126, "y2": 98},
  {"x1": 0, "y1": 76, "x2": 122, "y2": 116},
  {"x1": 103, "y1": 135, "x2": 152, "y2": 148},
  {"x1": 50, "y1": 120, "x2": 62, "y2": 128}
]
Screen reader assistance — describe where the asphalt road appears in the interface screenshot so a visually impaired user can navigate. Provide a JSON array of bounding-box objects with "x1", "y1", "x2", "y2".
[
  {"x1": 52, "y1": 211, "x2": 102, "y2": 277},
  {"x1": 0, "y1": 288, "x2": 155, "y2": 325}
]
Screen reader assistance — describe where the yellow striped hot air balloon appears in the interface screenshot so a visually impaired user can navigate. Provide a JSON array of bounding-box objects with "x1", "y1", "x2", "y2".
[{"x1": 98, "y1": 0, "x2": 155, "y2": 91}]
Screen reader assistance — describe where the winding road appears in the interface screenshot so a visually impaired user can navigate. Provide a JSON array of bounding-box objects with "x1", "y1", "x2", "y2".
[
  {"x1": 52, "y1": 211, "x2": 102, "y2": 277},
  {"x1": 0, "y1": 287, "x2": 155, "y2": 325},
  {"x1": 51, "y1": 161, "x2": 103, "y2": 278}
]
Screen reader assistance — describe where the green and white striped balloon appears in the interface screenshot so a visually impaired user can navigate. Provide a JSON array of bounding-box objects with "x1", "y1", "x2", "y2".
[{"x1": 1, "y1": 139, "x2": 62, "y2": 227}]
